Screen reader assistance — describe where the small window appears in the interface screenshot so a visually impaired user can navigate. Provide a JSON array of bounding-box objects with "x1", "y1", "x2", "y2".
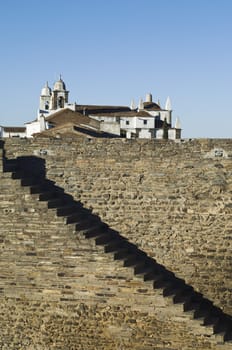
[
  {"x1": 143, "y1": 120, "x2": 147, "y2": 125},
  {"x1": 58, "y1": 96, "x2": 64, "y2": 108},
  {"x1": 126, "y1": 120, "x2": 130, "y2": 125}
]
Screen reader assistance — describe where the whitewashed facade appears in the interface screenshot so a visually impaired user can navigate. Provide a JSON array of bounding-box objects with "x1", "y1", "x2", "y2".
[
  {"x1": 0, "y1": 126, "x2": 26, "y2": 138},
  {"x1": 24, "y1": 78, "x2": 182, "y2": 139}
]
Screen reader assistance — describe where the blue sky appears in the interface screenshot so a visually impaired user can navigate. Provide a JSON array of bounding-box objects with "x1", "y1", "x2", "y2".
[{"x1": 0, "y1": 0, "x2": 231, "y2": 138}]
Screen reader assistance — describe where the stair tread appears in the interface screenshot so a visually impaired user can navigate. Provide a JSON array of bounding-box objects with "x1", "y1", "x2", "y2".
[
  {"x1": 144, "y1": 270, "x2": 169, "y2": 281},
  {"x1": 78, "y1": 222, "x2": 108, "y2": 236},
  {"x1": 123, "y1": 253, "x2": 144, "y2": 266},
  {"x1": 164, "y1": 284, "x2": 193, "y2": 298},
  {"x1": 75, "y1": 217, "x2": 101, "y2": 230},
  {"x1": 104, "y1": 237, "x2": 127, "y2": 252}
]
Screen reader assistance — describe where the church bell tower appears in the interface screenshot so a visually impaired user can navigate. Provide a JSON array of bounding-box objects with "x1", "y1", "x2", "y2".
[
  {"x1": 39, "y1": 82, "x2": 52, "y2": 112},
  {"x1": 51, "y1": 75, "x2": 69, "y2": 110}
]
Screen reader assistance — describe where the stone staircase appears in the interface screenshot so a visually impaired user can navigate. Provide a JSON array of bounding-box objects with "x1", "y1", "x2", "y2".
[{"x1": 2, "y1": 154, "x2": 232, "y2": 344}]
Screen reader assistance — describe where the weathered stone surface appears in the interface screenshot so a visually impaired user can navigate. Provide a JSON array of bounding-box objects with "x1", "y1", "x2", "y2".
[{"x1": 0, "y1": 138, "x2": 231, "y2": 349}]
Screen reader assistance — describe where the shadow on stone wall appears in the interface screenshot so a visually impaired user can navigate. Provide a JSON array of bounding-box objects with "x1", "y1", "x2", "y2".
[{"x1": 2, "y1": 152, "x2": 232, "y2": 342}]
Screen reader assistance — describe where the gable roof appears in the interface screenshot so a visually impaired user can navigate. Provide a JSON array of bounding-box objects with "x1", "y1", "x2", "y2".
[
  {"x1": 34, "y1": 122, "x2": 119, "y2": 139},
  {"x1": 75, "y1": 105, "x2": 131, "y2": 115},
  {"x1": 45, "y1": 109, "x2": 100, "y2": 129},
  {"x1": 143, "y1": 101, "x2": 162, "y2": 111},
  {"x1": 1, "y1": 126, "x2": 26, "y2": 133}
]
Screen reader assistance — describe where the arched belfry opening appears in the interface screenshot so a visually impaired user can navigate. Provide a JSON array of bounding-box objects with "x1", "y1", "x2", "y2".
[
  {"x1": 58, "y1": 96, "x2": 64, "y2": 108},
  {"x1": 52, "y1": 76, "x2": 69, "y2": 110},
  {"x1": 39, "y1": 77, "x2": 69, "y2": 113}
]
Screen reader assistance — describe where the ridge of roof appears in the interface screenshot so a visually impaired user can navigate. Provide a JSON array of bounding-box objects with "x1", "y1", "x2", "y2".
[{"x1": 1, "y1": 126, "x2": 26, "y2": 132}]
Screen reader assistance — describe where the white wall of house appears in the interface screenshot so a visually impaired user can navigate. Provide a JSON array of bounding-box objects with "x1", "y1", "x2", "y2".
[
  {"x1": 100, "y1": 122, "x2": 120, "y2": 135},
  {"x1": 0, "y1": 127, "x2": 26, "y2": 138},
  {"x1": 138, "y1": 129, "x2": 152, "y2": 139},
  {"x1": 168, "y1": 129, "x2": 180, "y2": 140},
  {"x1": 160, "y1": 110, "x2": 172, "y2": 124},
  {"x1": 121, "y1": 116, "x2": 155, "y2": 139},
  {"x1": 135, "y1": 117, "x2": 154, "y2": 129},
  {"x1": 156, "y1": 129, "x2": 164, "y2": 139},
  {"x1": 26, "y1": 116, "x2": 46, "y2": 138},
  {"x1": 146, "y1": 111, "x2": 160, "y2": 118},
  {"x1": 26, "y1": 121, "x2": 41, "y2": 138},
  {"x1": 120, "y1": 117, "x2": 136, "y2": 129},
  {"x1": 90, "y1": 115, "x2": 118, "y2": 123}
]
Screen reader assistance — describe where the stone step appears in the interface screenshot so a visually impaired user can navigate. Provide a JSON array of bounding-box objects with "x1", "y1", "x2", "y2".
[
  {"x1": 11, "y1": 170, "x2": 30, "y2": 179},
  {"x1": 183, "y1": 295, "x2": 205, "y2": 312},
  {"x1": 192, "y1": 299, "x2": 214, "y2": 321},
  {"x1": 65, "y1": 212, "x2": 88, "y2": 225},
  {"x1": 203, "y1": 310, "x2": 223, "y2": 327},
  {"x1": 3, "y1": 160, "x2": 19, "y2": 172},
  {"x1": 114, "y1": 247, "x2": 133, "y2": 261},
  {"x1": 134, "y1": 261, "x2": 154, "y2": 276},
  {"x1": 224, "y1": 330, "x2": 232, "y2": 342},
  {"x1": 56, "y1": 204, "x2": 82, "y2": 217},
  {"x1": 144, "y1": 268, "x2": 175, "y2": 282},
  {"x1": 153, "y1": 277, "x2": 176, "y2": 290},
  {"x1": 133, "y1": 261, "x2": 152, "y2": 275},
  {"x1": 214, "y1": 317, "x2": 232, "y2": 336},
  {"x1": 21, "y1": 177, "x2": 41, "y2": 187},
  {"x1": 37, "y1": 191, "x2": 59, "y2": 201},
  {"x1": 95, "y1": 231, "x2": 117, "y2": 245},
  {"x1": 123, "y1": 253, "x2": 146, "y2": 267},
  {"x1": 172, "y1": 288, "x2": 195, "y2": 304},
  {"x1": 74, "y1": 217, "x2": 101, "y2": 231},
  {"x1": 193, "y1": 306, "x2": 212, "y2": 321},
  {"x1": 104, "y1": 237, "x2": 128, "y2": 253},
  {"x1": 163, "y1": 282, "x2": 192, "y2": 298},
  {"x1": 79, "y1": 222, "x2": 109, "y2": 238},
  {"x1": 47, "y1": 195, "x2": 73, "y2": 209},
  {"x1": 29, "y1": 181, "x2": 57, "y2": 194},
  {"x1": 82, "y1": 222, "x2": 108, "y2": 238}
]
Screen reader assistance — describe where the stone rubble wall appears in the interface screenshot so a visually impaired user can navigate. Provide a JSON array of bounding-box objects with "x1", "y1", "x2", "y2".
[
  {"x1": 0, "y1": 168, "x2": 228, "y2": 349},
  {"x1": 3, "y1": 138, "x2": 232, "y2": 315},
  {"x1": 0, "y1": 137, "x2": 231, "y2": 349}
]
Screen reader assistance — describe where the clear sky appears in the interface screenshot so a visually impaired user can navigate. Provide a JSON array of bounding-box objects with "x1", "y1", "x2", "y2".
[{"x1": 0, "y1": 0, "x2": 231, "y2": 138}]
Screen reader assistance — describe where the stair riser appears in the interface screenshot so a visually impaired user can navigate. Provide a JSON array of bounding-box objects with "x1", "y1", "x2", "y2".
[{"x1": 104, "y1": 240, "x2": 126, "y2": 253}]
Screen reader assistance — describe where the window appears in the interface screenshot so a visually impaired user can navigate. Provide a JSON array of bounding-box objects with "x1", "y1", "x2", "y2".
[
  {"x1": 143, "y1": 120, "x2": 147, "y2": 125},
  {"x1": 126, "y1": 120, "x2": 130, "y2": 125},
  {"x1": 58, "y1": 96, "x2": 64, "y2": 108}
]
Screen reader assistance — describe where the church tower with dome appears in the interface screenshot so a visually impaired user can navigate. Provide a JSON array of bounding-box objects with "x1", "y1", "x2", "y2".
[
  {"x1": 39, "y1": 76, "x2": 69, "y2": 115},
  {"x1": 50, "y1": 75, "x2": 69, "y2": 110},
  {"x1": 39, "y1": 81, "x2": 52, "y2": 112},
  {"x1": 31, "y1": 76, "x2": 181, "y2": 140}
]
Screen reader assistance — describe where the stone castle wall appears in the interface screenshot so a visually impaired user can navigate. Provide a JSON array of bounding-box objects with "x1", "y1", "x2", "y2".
[{"x1": 0, "y1": 137, "x2": 232, "y2": 349}]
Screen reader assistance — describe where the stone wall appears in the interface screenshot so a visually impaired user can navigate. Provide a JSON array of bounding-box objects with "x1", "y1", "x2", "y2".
[
  {"x1": 3, "y1": 138, "x2": 232, "y2": 314},
  {"x1": 1, "y1": 137, "x2": 232, "y2": 349},
  {"x1": 0, "y1": 167, "x2": 227, "y2": 349}
]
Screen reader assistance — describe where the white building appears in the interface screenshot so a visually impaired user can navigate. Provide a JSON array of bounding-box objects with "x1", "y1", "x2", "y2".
[
  {"x1": 25, "y1": 77, "x2": 181, "y2": 139},
  {"x1": 0, "y1": 126, "x2": 26, "y2": 138},
  {"x1": 26, "y1": 76, "x2": 76, "y2": 137},
  {"x1": 90, "y1": 93, "x2": 181, "y2": 140}
]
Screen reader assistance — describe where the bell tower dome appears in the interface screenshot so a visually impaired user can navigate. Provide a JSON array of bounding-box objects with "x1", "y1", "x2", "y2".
[
  {"x1": 51, "y1": 75, "x2": 69, "y2": 110},
  {"x1": 39, "y1": 82, "x2": 52, "y2": 112}
]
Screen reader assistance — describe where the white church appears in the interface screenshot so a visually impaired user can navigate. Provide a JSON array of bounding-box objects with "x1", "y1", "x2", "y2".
[{"x1": 8, "y1": 76, "x2": 182, "y2": 139}]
